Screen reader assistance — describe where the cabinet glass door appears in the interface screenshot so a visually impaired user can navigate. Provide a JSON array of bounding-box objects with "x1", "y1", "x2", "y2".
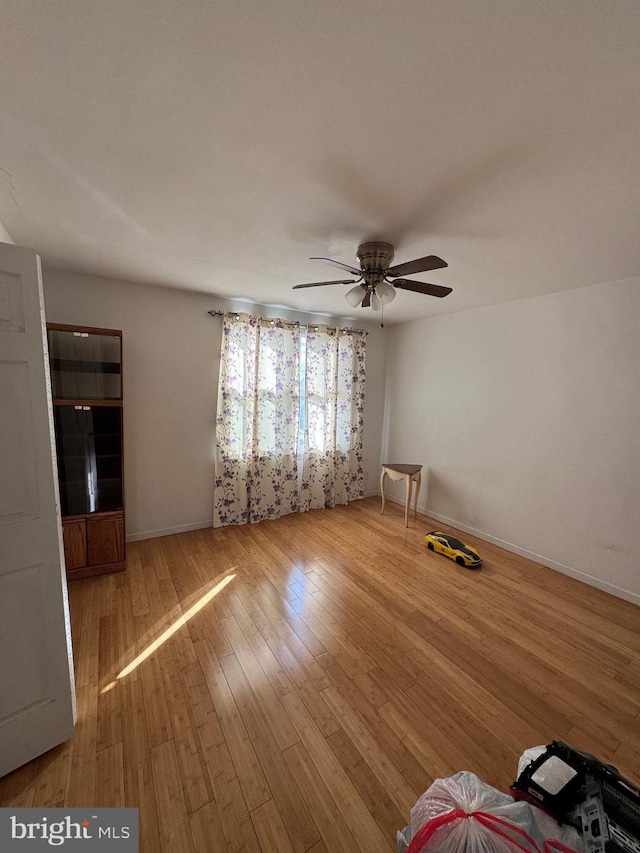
[
  {"x1": 53, "y1": 406, "x2": 123, "y2": 515},
  {"x1": 48, "y1": 330, "x2": 121, "y2": 400}
]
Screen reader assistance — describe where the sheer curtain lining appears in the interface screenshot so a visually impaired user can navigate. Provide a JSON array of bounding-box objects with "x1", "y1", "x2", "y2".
[{"x1": 213, "y1": 313, "x2": 366, "y2": 527}]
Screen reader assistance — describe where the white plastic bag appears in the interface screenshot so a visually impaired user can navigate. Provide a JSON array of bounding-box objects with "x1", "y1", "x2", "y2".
[
  {"x1": 405, "y1": 771, "x2": 583, "y2": 853},
  {"x1": 517, "y1": 746, "x2": 547, "y2": 778}
]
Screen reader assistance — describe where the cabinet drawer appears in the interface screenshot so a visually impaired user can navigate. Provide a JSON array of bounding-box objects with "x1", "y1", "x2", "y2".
[
  {"x1": 87, "y1": 514, "x2": 125, "y2": 566},
  {"x1": 62, "y1": 520, "x2": 87, "y2": 570}
]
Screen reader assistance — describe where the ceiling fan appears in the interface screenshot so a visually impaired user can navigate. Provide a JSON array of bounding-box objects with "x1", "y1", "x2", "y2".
[{"x1": 293, "y1": 241, "x2": 452, "y2": 310}]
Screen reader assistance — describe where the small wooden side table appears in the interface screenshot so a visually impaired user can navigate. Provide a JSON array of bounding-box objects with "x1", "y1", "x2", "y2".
[{"x1": 380, "y1": 463, "x2": 422, "y2": 528}]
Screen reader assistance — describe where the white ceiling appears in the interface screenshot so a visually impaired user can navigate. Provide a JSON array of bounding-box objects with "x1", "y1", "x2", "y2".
[{"x1": 2, "y1": 1, "x2": 640, "y2": 324}]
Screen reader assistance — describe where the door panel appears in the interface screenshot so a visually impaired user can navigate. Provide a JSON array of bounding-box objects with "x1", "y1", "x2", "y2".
[
  {"x1": 0, "y1": 563, "x2": 55, "y2": 720},
  {"x1": 0, "y1": 361, "x2": 40, "y2": 523},
  {"x1": 0, "y1": 242, "x2": 75, "y2": 777},
  {"x1": 0, "y1": 269, "x2": 25, "y2": 332}
]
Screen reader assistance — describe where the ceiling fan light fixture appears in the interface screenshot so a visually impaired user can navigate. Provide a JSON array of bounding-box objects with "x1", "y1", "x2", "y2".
[
  {"x1": 295, "y1": 242, "x2": 451, "y2": 308},
  {"x1": 345, "y1": 285, "x2": 364, "y2": 307},
  {"x1": 376, "y1": 281, "x2": 396, "y2": 304}
]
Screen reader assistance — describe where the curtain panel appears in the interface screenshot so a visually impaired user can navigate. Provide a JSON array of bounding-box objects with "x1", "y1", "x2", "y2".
[
  {"x1": 214, "y1": 314, "x2": 300, "y2": 526},
  {"x1": 300, "y1": 327, "x2": 366, "y2": 511},
  {"x1": 213, "y1": 313, "x2": 366, "y2": 527}
]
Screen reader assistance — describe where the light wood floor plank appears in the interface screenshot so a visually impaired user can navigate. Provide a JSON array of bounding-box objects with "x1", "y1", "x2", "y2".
[
  {"x1": 194, "y1": 638, "x2": 272, "y2": 812},
  {"x1": 220, "y1": 613, "x2": 299, "y2": 751},
  {"x1": 194, "y1": 716, "x2": 261, "y2": 853},
  {"x1": 95, "y1": 741, "x2": 125, "y2": 807},
  {"x1": 119, "y1": 679, "x2": 161, "y2": 853},
  {"x1": 281, "y1": 690, "x2": 392, "y2": 853},
  {"x1": 250, "y1": 798, "x2": 297, "y2": 853},
  {"x1": 64, "y1": 683, "x2": 98, "y2": 807},
  {"x1": 1, "y1": 497, "x2": 638, "y2": 852},
  {"x1": 220, "y1": 652, "x2": 320, "y2": 853},
  {"x1": 32, "y1": 741, "x2": 70, "y2": 808},
  {"x1": 139, "y1": 650, "x2": 173, "y2": 750},
  {"x1": 97, "y1": 613, "x2": 123, "y2": 751},
  {"x1": 0, "y1": 759, "x2": 39, "y2": 808},
  {"x1": 160, "y1": 655, "x2": 213, "y2": 814},
  {"x1": 189, "y1": 799, "x2": 227, "y2": 853},
  {"x1": 282, "y1": 742, "x2": 362, "y2": 853},
  {"x1": 320, "y1": 684, "x2": 419, "y2": 817},
  {"x1": 326, "y1": 728, "x2": 407, "y2": 842},
  {"x1": 150, "y1": 738, "x2": 194, "y2": 853},
  {"x1": 319, "y1": 653, "x2": 429, "y2": 795}
]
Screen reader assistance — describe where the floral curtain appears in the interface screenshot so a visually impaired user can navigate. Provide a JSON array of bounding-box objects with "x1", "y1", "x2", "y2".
[
  {"x1": 300, "y1": 327, "x2": 366, "y2": 511},
  {"x1": 213, "y1": 314, "x2": 300, "y2": 526}
]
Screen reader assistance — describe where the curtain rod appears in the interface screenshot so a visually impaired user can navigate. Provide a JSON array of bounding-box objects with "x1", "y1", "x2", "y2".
[{"x1": 207, "y1": 310, "x2": 368, "y2": 334}]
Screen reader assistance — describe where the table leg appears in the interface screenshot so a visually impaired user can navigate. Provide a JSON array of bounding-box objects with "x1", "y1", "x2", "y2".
[
  {"x1": 405, "y1": 475, "x2": 412, "y2": 527},
  {"x1": 413, "y1": 471, "x2": 421, "y2": 519},
  {"x1": 380, "y1": 468, "x2": 387, "y2": 515}
]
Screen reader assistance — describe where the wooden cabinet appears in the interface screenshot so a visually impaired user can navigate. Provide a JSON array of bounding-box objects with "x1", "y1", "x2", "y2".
[
  {"x1": 87, "y1": 514, "x2": 125, "y2": 566},
  {"x1": 48, "y1": 324, "x2": 126, "y2": 580},
  {"x1": 62, "y1": 519, "x2": 87, "y2": 570},
  {"x1": 62, "y1": 512, "x2": 126, "y2": 579}
]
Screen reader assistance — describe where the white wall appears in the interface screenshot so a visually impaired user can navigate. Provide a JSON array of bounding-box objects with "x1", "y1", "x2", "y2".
[
  {"x1": 383, "y1": 278, "x2": 640, "y2": 604},
  {"x1": 43, "y1": 269, "x2": 387, "y2": 541}
]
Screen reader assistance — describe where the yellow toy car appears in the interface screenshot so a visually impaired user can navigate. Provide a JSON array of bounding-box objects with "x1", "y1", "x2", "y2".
[{"x1": 424, "y1": 531, "x2": 482, "y2": 568}]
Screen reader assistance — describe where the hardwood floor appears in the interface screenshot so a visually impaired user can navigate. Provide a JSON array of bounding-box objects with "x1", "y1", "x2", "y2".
[{"x1": 2, "y1": 497, "x2": 639, "y2": 851}]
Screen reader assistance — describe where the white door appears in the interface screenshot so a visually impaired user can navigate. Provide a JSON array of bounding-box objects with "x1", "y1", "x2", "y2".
[{"x1": 0, "y1": 241, "x2": 75, "y2": 778}]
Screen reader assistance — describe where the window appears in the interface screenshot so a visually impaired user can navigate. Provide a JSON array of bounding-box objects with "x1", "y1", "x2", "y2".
[{"x1": 213, "y1": 314, "x2": 366, "y2": 526}]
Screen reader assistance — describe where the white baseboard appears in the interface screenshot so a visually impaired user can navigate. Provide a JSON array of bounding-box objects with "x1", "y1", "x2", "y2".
[
  {"x1": 382, "y1": 494, "x2": 640, "y2": 607},
  {"x1": 127, "y1": 497, "x2": 640, "y2": 607},
  {"x1": 127, "y1": 519, "x2": 212, "y2": 543},
  {"x1": 127, "y1": 496, "x2": 378, "y2": 542}
]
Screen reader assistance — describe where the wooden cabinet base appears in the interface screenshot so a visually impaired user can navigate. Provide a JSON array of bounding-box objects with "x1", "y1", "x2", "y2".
[
  {"x1": 62, "y1": 520, "x2": 87, "y2": 570},
  {"x1": 66, "y1": 560, "x2": 127, "y2": 581},
  {"x1": 87, "y1": 515, "x2": 125, "y2": 565},
  {"x1": 62, "y1": 511, "x2": 126, "y2": 579}
]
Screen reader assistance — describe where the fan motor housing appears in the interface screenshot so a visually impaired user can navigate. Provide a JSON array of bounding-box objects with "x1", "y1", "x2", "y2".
[{"x1": 356, "y1": 241, "x2": 394, "y2": 272}]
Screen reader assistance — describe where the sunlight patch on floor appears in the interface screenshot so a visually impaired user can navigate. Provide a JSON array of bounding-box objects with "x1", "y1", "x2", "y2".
[{"x1": 101, "y1": 573, "x2": 236, "y2": 691}]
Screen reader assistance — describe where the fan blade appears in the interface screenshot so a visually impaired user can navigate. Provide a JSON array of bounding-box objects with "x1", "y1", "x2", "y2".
[
  {"x1": 393, "y1": 279, "x2": 453, "y2": 298},
  {"x1": 361, "y1": 291, "x2": 371, "y2": 308},
  {"x1": 293, "y1": 279, "x2": 357, "y2": 289},
  {"x1": 386, "y1": 255, "x2": 448, "y2": 277},
  {"x1": 310, "y1": 257, "x2": 362, "y2": 275}
]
